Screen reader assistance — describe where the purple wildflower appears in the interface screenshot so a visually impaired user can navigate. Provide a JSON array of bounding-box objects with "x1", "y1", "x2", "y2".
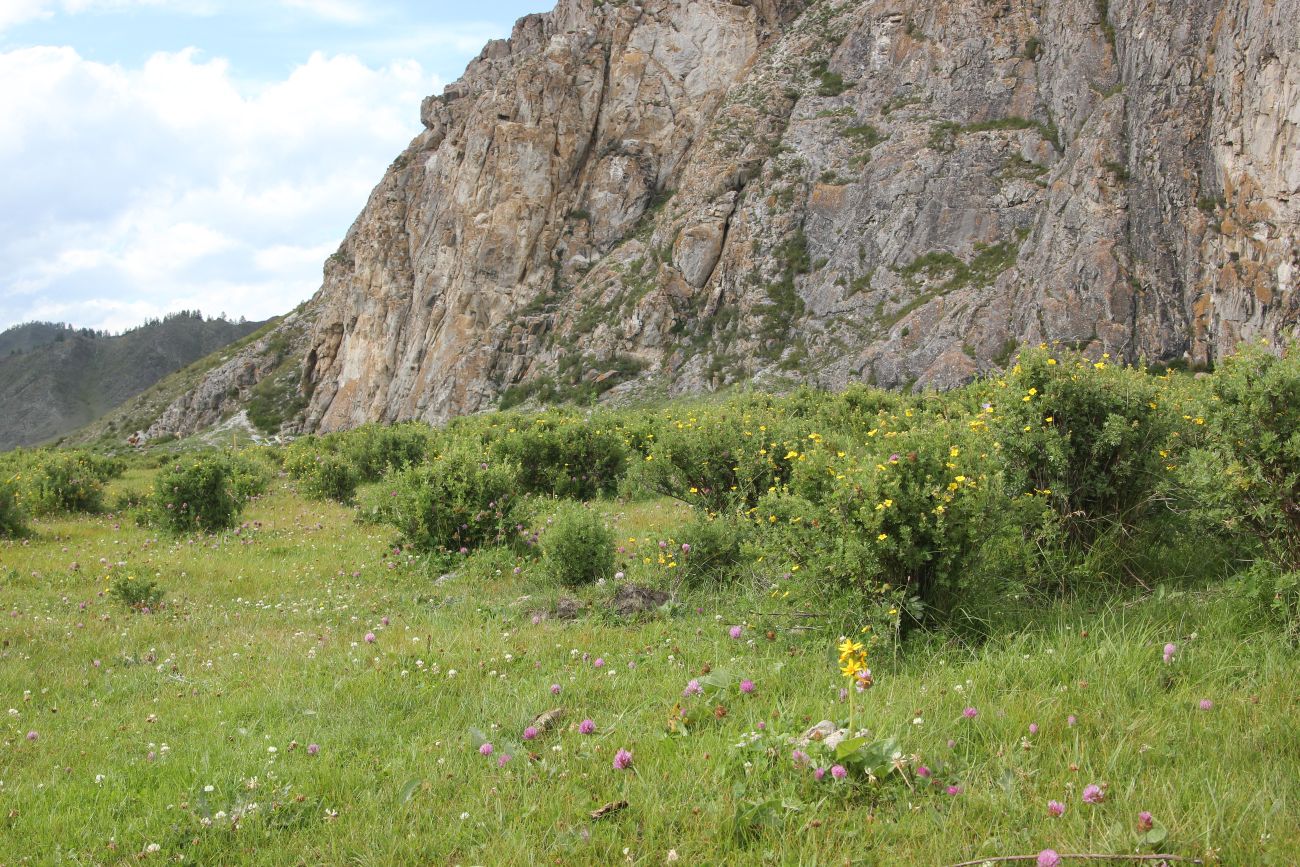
[
  {"x1": 523, "y1": 726, "x2": 538, "y2": 741},
  {"x1": 479, "y1": 743, "x2": 494, "y2": 757},
  {"x1": 579, "y1": 719, "x2": 596, "y2": 735},
  {"x1": 613, "y1": 748, "x2": 633, "y2": 770},
  {"x1": 739, "y1": 679, "x2": 756, "y2": 694},
  {"x1": 1082, "y1": 784, "x2": 1104, "y2": 804}
]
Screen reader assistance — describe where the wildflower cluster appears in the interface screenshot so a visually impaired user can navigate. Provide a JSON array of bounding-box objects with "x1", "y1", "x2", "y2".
[{"x1": 837, "y1": 637, "x2": 872, "y2": 692}]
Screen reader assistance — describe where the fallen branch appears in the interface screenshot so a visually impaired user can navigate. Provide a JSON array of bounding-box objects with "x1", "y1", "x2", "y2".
[{"x1": 945, "y1": 855, "x2": 1202, "y2": 867}]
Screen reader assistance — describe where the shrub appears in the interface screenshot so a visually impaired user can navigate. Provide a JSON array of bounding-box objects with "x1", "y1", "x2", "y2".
[
  {"x1": 0, "y1": 475, "x2": 28, "y2": 538},
  {"x1": 228, "y1": 451, "x2": 275, "y2": 501},
  {"x1": 640, "y1": 398, "x2": 798, "y2": 513},
  {"x1": 107, "y1": 568, "x2": 165, "y2": 612},
  {"x1": 542, "y1": 502, "x2": 615, "y2": 586},
  {"x1": 153, "y1": 455, "x2": 242, "y2": 533},
  {"x1": 379, "y1": 445, "x2": 520, "y2": 553},
  {"x1": 23, "y1": 451, "x2": 120, "y2": 515},
  {"x1": 489, "y1": 413, "x2": 628, "y2": 500},
  {"x1": 992, "y1": 346, "x2": 1178, "y2": 546},
  {"x1": 674, "y1": 515, "x2": 748, "y2": 587},
  {"x1": 337, "y1": 422, "x2": 434, "y2": 482},
  {"x1": 283, "y1": 438, "x2": 360, "y2": 502},
  {"x1": 297, "y1": 453, "x2": 359, "y2": 503},
  {"x1": 1201, "y1": 342, "x2": 1300, "y2": 569},
  {"x1": 752, "y1": 409, "x2": 1047, "y2": 618}
]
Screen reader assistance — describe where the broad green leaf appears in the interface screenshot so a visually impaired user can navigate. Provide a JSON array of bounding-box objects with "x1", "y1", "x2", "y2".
[{"x1": 835, "y1": 736, "x2": 868, "y2": 760}]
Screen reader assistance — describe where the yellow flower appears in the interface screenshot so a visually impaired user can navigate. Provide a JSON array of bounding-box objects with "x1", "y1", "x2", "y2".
[{"x1": 877, "y1": 533, "x2": 888, "y2": 541}]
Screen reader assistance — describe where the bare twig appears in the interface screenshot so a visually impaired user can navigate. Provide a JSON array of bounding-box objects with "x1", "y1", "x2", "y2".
[{"x1": 945, "y1": 854, "x2": 1203, "y2": 867}]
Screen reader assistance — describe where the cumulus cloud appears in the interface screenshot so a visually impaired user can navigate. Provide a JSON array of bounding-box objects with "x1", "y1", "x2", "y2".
[{"x1": 0, "y1": 44, "x2": 441, "y2": 331}]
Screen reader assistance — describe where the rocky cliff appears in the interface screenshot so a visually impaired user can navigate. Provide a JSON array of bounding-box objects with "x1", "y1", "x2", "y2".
[{"x1": 147, "y1": 0, "x2": 1299, "y2": 437}]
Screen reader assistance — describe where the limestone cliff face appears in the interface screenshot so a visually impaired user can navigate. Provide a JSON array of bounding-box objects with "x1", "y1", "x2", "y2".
[{"x1": 152, "y1": 0, "x2": 1299, "y2": 434}]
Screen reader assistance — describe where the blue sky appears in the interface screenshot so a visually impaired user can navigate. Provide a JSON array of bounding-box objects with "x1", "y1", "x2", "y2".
[{"x1": 0, "y1": 1, "x2": 549, "y2": 332}]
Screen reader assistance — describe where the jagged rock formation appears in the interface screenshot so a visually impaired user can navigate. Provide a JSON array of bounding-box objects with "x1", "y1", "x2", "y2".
[{"x1": 150, "y1": 0, "x2": 1299, "y2": 435}]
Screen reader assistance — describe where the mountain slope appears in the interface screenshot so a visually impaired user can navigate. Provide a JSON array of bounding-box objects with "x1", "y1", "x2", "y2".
[
  {"x1": 147, "y1": 0, "x2": 1299, "y2": 437},
  {"x1": 0, "y1": 313, "x2": 265, "y2": 449}
]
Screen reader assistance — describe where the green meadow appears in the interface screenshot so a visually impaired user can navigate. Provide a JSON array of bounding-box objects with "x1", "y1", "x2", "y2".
[{"x1": 2, "y1": 345, "x2": 1299, "y2": 865}]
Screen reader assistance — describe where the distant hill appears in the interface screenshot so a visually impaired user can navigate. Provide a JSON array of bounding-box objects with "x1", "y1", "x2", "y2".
[
  {"x1": 0, "y1": 321, "x2": 80, "y2": 357},
  {"x1": 0, "y1": 312, "x2": 266, "y2": 450}
]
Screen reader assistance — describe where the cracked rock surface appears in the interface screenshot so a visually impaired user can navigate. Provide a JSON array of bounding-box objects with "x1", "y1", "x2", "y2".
[{"x1": 149, "y1": 0, "x2": 1299, "y2": 436}]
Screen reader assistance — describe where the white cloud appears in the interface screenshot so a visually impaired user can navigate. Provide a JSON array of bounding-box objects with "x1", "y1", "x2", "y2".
[
  {"x1": 0, "y1": 0, "x2": 53, "y2": 32},
  {"x1": 0, "y1": 0, "x2": 218, "y2": 33},
  {"x1": 0, "y1": 44, "x2": 442, "y2": 331},
  {"x1": 280, "y1": 0, "x2": 368, "y2": 24}
]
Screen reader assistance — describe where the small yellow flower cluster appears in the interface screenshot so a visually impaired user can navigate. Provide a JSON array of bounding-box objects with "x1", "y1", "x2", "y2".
[{"x1": 837, "y1": 637, "x2": 869, "y2": 681}]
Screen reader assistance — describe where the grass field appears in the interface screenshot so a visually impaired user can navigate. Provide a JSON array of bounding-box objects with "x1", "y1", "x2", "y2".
[{"x1": 2, "y1": 466, "x2": 1297, "y2": 865}]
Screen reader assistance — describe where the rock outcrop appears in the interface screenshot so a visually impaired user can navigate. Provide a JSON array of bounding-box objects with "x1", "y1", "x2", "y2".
[{"x1": 149, "y1": 0, "x2": 1300, "y2": 435}]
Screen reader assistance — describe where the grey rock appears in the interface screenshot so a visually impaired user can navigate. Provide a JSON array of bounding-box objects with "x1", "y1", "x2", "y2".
[{"x1": 146, "y1": 0, "x2": 1299, "y2": 437}]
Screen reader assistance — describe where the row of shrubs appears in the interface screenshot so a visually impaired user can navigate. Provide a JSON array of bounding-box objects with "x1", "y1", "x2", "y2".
[
  {"x1": 343, "y1": 342, "x2": 1300, "y2": 635},
  {"x1": 4, "y1": 342, "x2": 1299, "y2": 637}
]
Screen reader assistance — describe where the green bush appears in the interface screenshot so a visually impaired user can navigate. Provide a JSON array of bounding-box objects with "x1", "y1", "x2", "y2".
[
  {"x1": 336, "y1": 422, "x2": 434, "y2": 482},
  {"x1": 378, "y1": 445, "x2": 520, "y2": 553},
  {"x1": 489, "y1": 413, "x2": 628, "y2": 500},
  {"x1": 640, "y1": 398, "x2": 798, "y2": 513},
  {"x1": 0, "y1": 475, "x2": 28, "y2": 538},
  {"x1": 229, "y1": 451, "x2": 275, "y2": 501},
  {"x1": 24, "y1": 452, "x2": 109, "y2": 514},
  {"x1": 107, "y1": 568, "x2": 165, "y2": 612},
  {"x1": 1202, "y1": 342, "x2": 1300, "y2": 569},
  {"x1": 993, "y1": 346, "x2": 1178, "y2": 546},
  {"x1": 294, "y1": 452, "x2": 359, "y2": 503},
  {"x1": 542, "y1": 502, "x2": 615, "y2": 586},
  {"x1": 675, "y1": 514, "x2": 747, "y2": 587},
  {"x1": 754, "y1": 412, "x2": 1028, "y2": 613},
  {"x1": 153, "y1": 455, "x2": 242, "y2": 533}
]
